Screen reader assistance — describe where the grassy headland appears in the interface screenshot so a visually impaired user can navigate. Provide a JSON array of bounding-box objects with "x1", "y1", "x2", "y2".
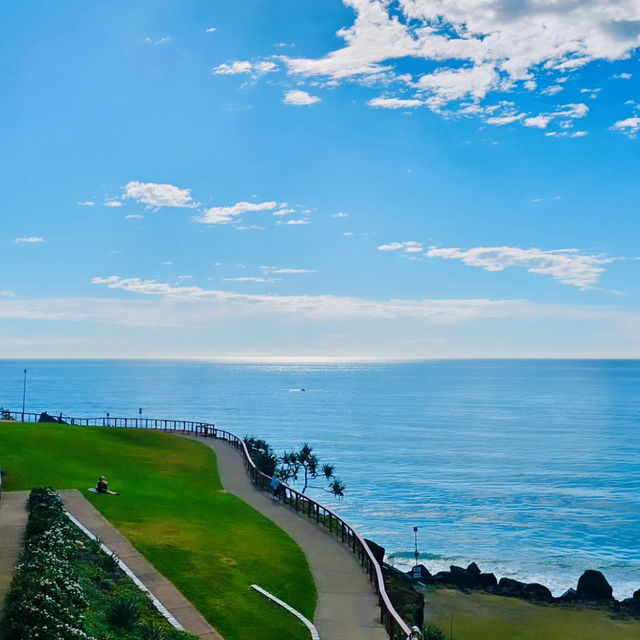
[
  {"x1": 0, "y1": 422, "x2": 316, "y2": 640},
  {"x1": 425, "y1": 587, "x2": 640, "y2": 640}
]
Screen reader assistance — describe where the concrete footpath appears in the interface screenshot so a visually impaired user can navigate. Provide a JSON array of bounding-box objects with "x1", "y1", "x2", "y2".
[
  {"x1": 59, "y1": 490, "x2": 222, "y2": 640},
  {"x1": 187, "y1": 436, "x2": 388, "y2": 640},
  {"x1": 0, "y1": 491, "x2": 29, "y2": 619}
]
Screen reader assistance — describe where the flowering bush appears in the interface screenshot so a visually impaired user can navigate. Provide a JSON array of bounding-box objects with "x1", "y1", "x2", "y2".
[{"x1": 3, "y1": 488, "x2": 90, "y2": 640}]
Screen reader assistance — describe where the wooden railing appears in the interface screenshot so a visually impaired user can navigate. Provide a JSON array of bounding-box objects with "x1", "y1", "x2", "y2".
[{"x1": 3, "y1": 410, "x2": 411, "y2": 638}]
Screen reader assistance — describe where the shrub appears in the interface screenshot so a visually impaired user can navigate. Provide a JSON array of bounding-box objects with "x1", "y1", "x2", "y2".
[
  {"x1": 106, "y1": 595, "x2": 140, "y2": 629},
  {"x1": 423, "y1": 623, "x2": 446, "y2": 640}
]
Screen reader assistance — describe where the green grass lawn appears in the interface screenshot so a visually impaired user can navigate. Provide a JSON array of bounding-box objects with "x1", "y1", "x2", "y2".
[
  {"x1": 425, "y1": 588, "x2": 640, "y2": 640},
  {"x1": 0, "y1": 422, "x2": 316, "y2": 640}
]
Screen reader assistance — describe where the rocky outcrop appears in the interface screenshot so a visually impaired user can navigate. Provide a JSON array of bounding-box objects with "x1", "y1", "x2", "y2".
[{"x1": 576, "y1": 570, "x2": 614, "y2": 602}]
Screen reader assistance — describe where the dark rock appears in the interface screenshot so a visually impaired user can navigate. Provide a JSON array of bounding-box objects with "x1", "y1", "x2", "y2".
[
  {"x1": 523, "y1": 582, "x2": 554, "y2": 602},
  {"x1": 467, "y1": 562, "x2": 481, "y2": 576},
  {"x1": 496, "y1": 577, "x2": 526, "y2": 597},
  {"x1": 478, "y1": 572, "x2": 498, "y2": 588},
  {"x1": 558, "y1": 588, "x2": 579, "y2": 603},
  {"x1": 431, "y1": 570, "x2": 451, "y2": 582},
  {"x1": 449, "y1": 565, "x2": 480, "y2": 588},
  {"x1": 576, "y1": 570, "x2": 613, "y2": 601},
  {"x1": 364, "y1": 539, "x2": 385, "y2": 567},
  {"x1": 634, "y1": 588, "x2": 640, "y2": 602}
]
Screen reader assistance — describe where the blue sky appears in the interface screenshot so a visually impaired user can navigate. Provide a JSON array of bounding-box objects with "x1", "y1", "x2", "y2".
[{"x1": 1, "y1": 0, "x2": 639, "y2": 359}]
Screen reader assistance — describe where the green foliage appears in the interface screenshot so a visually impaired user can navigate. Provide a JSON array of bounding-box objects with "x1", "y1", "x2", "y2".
[
  {"x1": 0, "y1": 423, "x2": 316, "y2": 640},
  {"x1": 423, "y1": 623, "x2": 446, "y2": 640},
  {"x1": 279, "y1": 442, "x2": 345, "y2": 496},
  {"x1": 106, "y1": 595, "x2": 140, "y2": 629},
  {"x1": 243, "y1": 436, "x2": 279, "y2": 476}
]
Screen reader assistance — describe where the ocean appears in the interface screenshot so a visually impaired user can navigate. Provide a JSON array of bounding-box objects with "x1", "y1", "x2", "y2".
[{"x1": 1, "y1": 359, "x2": 638, "y2": 599}]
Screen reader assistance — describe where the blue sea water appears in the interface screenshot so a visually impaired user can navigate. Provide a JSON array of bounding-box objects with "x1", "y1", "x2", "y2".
[{"x1": 1, "y1": 359, "x2": 639, "y2": 599}]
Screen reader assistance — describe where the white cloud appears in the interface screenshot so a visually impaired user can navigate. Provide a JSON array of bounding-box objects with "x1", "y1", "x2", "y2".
[
  {"x1": 206, "y1": 27, "x2": 217, "y2": 33},
  {"x1": 77, "y1": 201, "x2": 95, "y2": 206},
  {"x1": 426, "y1": 246, "x2": 614, "y2": 289},
  {"x1": 252, "y1": 0, "x2": 640, "y2": 121},
  {"x1": 283, "y1": 90, "x2": 321, "y2": 106},
  {"x1": 124, "y1": 214, "x2": 144, "y2": 219},
  {"x1": 273, "y1": 208, "x2": 295, "y2": 216},
  {"x1": 196, "y1": 201, "x2": 279, "y2": 225},
  {"x1": 331, "y1": 212, "x2": 349, "y2": 218},
  {"x1": 0, "y1": 290, "x2": 15, "y2": 297},
  {"x1": 486, "y1": 112, "x2": 525, "y2": 125},
  {"x1": 224, "y1": 277, "x2": 278, "y2": 283},
  {"x1": 104, "y1": 200, "x2": 122, "y2": 207},
  {"x1": 90, "y1": 275, "x2": 527, "y2": 323},
  {"x1": 261, "y1": 266, "x2": 315, "y2": 274},
  {"x1": 14, "y1": 237, "x2": 44, "y2": 244},
  {"x1": 368, "y1": 97, "x2": 424, "y2": 109},
  {"x1": 284, "y1": 218, "x2": 310, "y2": 225},
  {"x1": 123, "y1": 181, "x2": 196, "y2": 209},
  {"x1": 612, "y1": 72, "x2": 632, "y2": 79},
  {"x1": 541, "y1": 85, "x2": 564, "y2": 96},
  {"x1": 344, "y1": 232, "x2": 354, "y2": 237},
  {"x1": 213, "y1": 60, "x2": 278, "y2": 75},
  {"x1": 139, "y1": 36, "x2": 171, "y2": 45},
  {"x1": 524, "y1": 115, "x2": 552, "y2": 129},
  {"x1": 377, "y1": 241, "x2": 423, "y2": 253},
  {"x1": 610, "y1": 116, "x2": 640, "y2": 138}
]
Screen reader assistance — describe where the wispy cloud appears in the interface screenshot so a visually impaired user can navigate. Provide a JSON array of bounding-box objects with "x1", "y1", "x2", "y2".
[
  {"x1": 14, "y1": 237, "x2": 44, "y2": 244},
  {"x1": 331, "y1": 212, "x2": 349, "y2": 218},
  {"x1": 77, "y1": 201, "x2": 95, "y2": 206},
  {"x1": 223, "y1": 277, "x2": 278, "y2": 283},
  {"x1": 90, "y1": 275, "x2": 528, "y2": 322},
  {"x1": 0, "y1": 290, "x2": 15, "y2": 297},
  {"x1": 610, "y1": 116, "x2": 640, "y2": 138},
  {"x1": 196, "y1": 201, "x2": 279, "y2": 225},
  {"x1": 260, "y1": 266, "x2": 315, "y2": 275},
  {"x1": 283, "y1": 218, "x2": 310, "y2": 225},
  {"x1": 124, "y1": 214, "x2": 143, "y2": 220},
  {"x1": 103, "y1": 200, "x2": 122, "y2": 207},
  {"x1": 123, "y1": 181, "x2": 196, "y2": 209},
  {"x1": 425, "y1": 246, "x2": 614, "y2": 289},
  {"x1": 377, "y1": 241, "x2": 423, "y2": 253},
  {"x1": 139, "y1": 36, "x2": 171, "y2": 46},
  {"x1": 283, "y1": 90, "x2": 321, "y2": 106},
  {"x1": 213, "y1": 60, "x2": 277, "y2": 75},
  {"x1": 205, "y1": 27, "x2": 217, "y2": 33}
]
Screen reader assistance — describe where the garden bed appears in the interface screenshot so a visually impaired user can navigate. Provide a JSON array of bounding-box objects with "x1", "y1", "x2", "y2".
[{"x1": 1, "y1": 488, "x2": 197, "y2": 640}]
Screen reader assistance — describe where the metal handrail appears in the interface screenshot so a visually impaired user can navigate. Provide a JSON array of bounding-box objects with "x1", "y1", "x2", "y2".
[{"x1": 2, "y1": 410, "x2": 410, "y2": 638}]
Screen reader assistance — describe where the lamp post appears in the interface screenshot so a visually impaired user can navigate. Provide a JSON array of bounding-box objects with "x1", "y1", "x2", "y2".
[
  {"x1": 21, "y1": 369, "x2": 27, "y2": 422},
  {"x1": 412, "y1": 526, "x2": 422, "y2": 579}
]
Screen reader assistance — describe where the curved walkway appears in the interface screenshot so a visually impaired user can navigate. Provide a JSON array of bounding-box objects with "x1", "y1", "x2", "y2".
[{"x1": 187, "y1": 436, "x2": 388, "y2": 640}]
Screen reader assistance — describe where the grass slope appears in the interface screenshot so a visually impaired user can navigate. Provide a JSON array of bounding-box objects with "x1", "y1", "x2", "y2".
[
  {"x1": 425, "y1": 588, "x2": 640, "y2": 640},
  {"x1": 0, "y1": 422, "x2": 316, "y2": 640}
]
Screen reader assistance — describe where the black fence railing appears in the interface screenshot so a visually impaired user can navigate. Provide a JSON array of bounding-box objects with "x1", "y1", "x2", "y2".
[{"x1": 2, "y1": 410, "x2": 411, "y2": 638}]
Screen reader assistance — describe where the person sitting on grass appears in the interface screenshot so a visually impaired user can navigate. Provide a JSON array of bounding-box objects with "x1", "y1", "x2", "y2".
[{"x1": 96, "y1": 475, "x2": 119, "y2": 495}]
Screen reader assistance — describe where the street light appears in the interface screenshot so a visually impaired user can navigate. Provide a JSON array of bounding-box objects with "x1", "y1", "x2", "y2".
[
  {"x1": 412, "y1": 526, "x2": 422, "y2": 579},
  {"x1": 21, "y1": 369, "x2": 27, "y2": 422}
]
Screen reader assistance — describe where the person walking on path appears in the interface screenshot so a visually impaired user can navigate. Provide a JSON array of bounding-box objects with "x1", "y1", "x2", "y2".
[{"x1": 270, "y1": 474, "x2": 281, "y2": 503}]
